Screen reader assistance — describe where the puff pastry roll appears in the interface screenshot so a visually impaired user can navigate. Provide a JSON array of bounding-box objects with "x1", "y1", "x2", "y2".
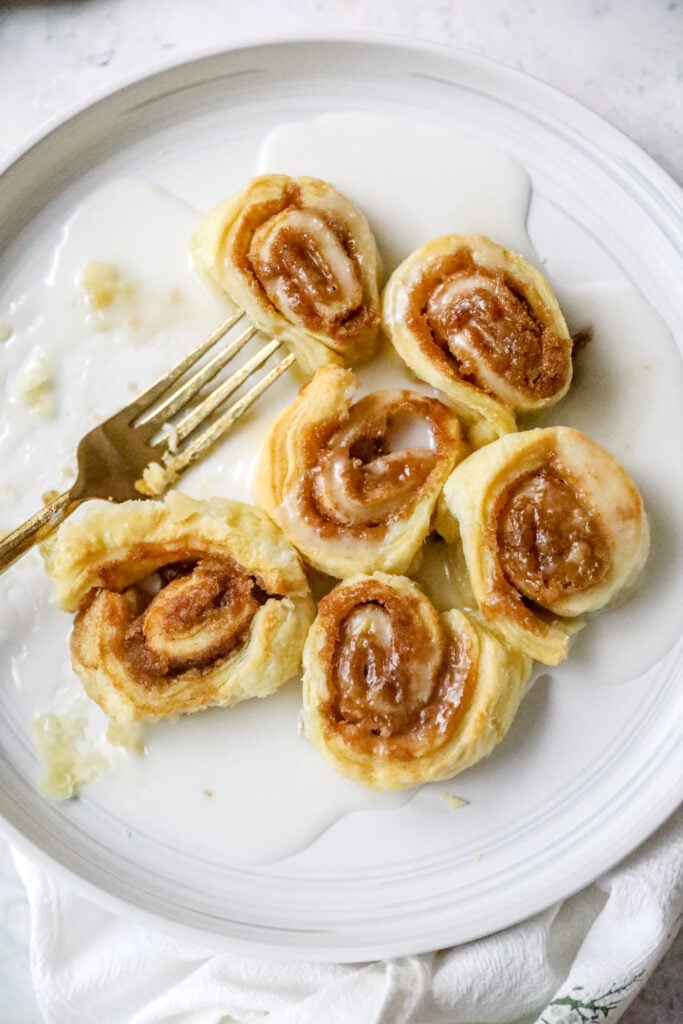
[
  {"x1": 192, "y1": 174, "x2": 382, "y2": 375},
  {"x1": 442, "y1": 427, "x2": 649, "y2": 665},
  {"x1": 382, "y1": 235, "x2": 573, "y2": 445},
  {"x1": 254, "y1": 364, "x2": 467, "y2": 578},
  {"x1": 302, "y1": 573, "x2": 531, "y2": 790},
  {"x1": 43, "y1": 492, "x2": 315, "y2": 723}
]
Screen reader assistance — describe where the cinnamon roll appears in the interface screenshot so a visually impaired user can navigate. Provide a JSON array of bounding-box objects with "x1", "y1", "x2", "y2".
[
  {"x1": 42, "y1": 492, "x2": 315, "y2": 723},
  {"x1": 303, "y1": 573, "x2": 532, "y2": 789},
  {"x1": 254, "y1": 364, "x2": 467, "y2": 578},
  {"x1": 382, "y1": 235, "x2": 573, "y2": 445},
  {"x1": 442, "y1": 427, "x2": 649, "y2": 664},
  {"x1": 192, "y1": 174, "x2": 382, "y2": 375}
]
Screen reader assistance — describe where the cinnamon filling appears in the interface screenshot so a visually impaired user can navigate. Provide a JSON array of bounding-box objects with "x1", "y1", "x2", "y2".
[
  {"x1": 318, "y1": 579, "x2": 472, "y2": 756},
  {"x1": 304, "y1": 392, "x2": 446, "y2": 533},
  {"x1": 497, "y1": 467, "x2": 610, "y2": 608},
  {"x1": 406, "y1": 249, "x2": 568, "y2": 398},
  {"x1": 83, "y1": 551, "x2": 270, "y2": 686},
  {"x1": 231, "y1": 183, "x2": 377, "y2": 341}
]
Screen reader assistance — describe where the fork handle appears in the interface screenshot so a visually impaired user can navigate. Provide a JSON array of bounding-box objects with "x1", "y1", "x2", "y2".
[{"x1": 0, "y1": 491, "x2": 80, "y2": 576}]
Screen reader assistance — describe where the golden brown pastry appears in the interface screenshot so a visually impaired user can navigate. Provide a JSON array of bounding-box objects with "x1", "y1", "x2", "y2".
[
  {"x1": 254, "y1": 364, "x2": 468, "y2": 578},
  {"x1": 382, "y1": 234, "x2": 573, "y2": 445},
  {"x1": 442, "y1": 427, "x2": 650, "y2": 665},
  {"x1": 302, "y1": 572, "x2": 532, "y2": 789},
  {"x1": 192, "y1": 174, "x2": 382, "y2": 375},
  {"x1": 42, "y1": 492, "x2": 315, "y2": 723}
]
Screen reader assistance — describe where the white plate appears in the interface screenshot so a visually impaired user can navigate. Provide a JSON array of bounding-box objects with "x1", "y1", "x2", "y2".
[{"x1": 0, "y1": 37, "x2": 682, "y2": 962}]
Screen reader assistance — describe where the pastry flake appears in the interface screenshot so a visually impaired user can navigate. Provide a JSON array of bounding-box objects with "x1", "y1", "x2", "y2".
[
  {"x1": 442, "y1": 427, "x2": 650, "y2": 664},
  {"x1": 192, "y1": 174, "x2": 382, "y2": 375},
  {"x1": 254, "y1": 364, "x2": 468, "y2": 578},
  {"x1": 302, "y1": 573, "x2": 532, "y2": 790},
  {"x1": 382, "y1": 234, "x2": 572, "y2": 445},
  {"x1": 43, "y1": 492, "x2": 315, "y2": 722}
]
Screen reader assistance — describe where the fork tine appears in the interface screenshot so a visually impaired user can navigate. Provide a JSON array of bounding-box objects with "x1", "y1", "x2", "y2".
[
  {"x1": 162, "y1": 352, "x2": 296, "y2": 476},
  {"x1": 137, "y1": 322, "x2": 257, "y2": 429},
  {"x1": 172, "y1": 337, "x2": 283, "y2": 444},
  {"x1": 123, "y1": 309, "x2": 245, "y2": 421}
]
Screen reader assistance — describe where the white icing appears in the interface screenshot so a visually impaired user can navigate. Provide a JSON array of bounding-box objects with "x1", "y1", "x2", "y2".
[
  {"x1": 384, "y1": 411, "x2": 437, "y2": 454},
  {"x1": 344, "y1": 604, "x2": 393, "y2": 647},
  {"x1": 257, "y1": 112, "x2": 534, "y2": 272}
]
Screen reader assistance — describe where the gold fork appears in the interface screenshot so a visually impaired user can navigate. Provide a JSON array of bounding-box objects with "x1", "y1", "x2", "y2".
[{"x1": 0, "y1": 310, "x2": 295, "y2": 576}]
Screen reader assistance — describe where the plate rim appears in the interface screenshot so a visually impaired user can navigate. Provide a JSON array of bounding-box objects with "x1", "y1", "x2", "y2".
[
  {"x1": 1, "y1": 32, "x2": 682, "y2": 962},
  {"x1": 2, "y1": 30, "x2": 682, "y2": 207}
]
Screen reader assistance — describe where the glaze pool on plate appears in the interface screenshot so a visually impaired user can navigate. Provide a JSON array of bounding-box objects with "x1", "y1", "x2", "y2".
[{"x1": 0, "y1": 40, "x2": 681, "y2": 961}]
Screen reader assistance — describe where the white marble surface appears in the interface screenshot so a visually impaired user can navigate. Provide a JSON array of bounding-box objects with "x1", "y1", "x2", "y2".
[{"x1": 0, "y1": 1, "x2": 681, "y2": 1021}]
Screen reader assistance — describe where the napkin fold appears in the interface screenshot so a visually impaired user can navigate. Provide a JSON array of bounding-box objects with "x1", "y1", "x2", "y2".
[{"x1": 14, "y1": 807, "x2": 682, "y2": 1024}]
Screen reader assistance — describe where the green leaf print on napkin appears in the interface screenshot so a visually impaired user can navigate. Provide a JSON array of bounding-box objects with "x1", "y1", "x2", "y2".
[{"x1": 541, "y1": 971, "x2": 645, "y2": 1023}]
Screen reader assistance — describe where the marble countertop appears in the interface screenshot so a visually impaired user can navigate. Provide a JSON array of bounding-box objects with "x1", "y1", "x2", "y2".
[{"x1": 0, "y1": 1, "x2": 681, "y2": 1021}]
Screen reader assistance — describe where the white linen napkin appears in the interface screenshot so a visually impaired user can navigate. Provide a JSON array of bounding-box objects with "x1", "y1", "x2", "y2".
[{"x1": 13, "y1": 807, "x2": 682, "y2": 1024}]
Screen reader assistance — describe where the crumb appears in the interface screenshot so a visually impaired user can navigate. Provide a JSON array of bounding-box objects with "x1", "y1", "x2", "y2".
[
  {"x1": 1, "y1": 483, "x2": 16, "y2": 498},
  {"x1": 128, "y1": 313, "x2": 142, "y2": 330},
  {"x1": 203, "y1": 789, "x2": 214, "y2": 798},
  {"x1": 13, "y1": 346, "x2": 55, "y2": 417},
  {"x1": 124, "y1": 829, "x2": 132, "y2": 839},
  {"x1": 61, "y1": 467, "x2": 75, "y2": 480},
  {"x1": 136, "y1": 457, "x2": 180, "y2": 497},
  {"x1": 127, "y1": 381, "x2": 139, "y2": 393},
  {"x1": 474, "y1": 852, "x2": 483, "y2": 863},
  {"x1": 42, "y1": 489, "x2": 60, "y2": 505},
  {"x1": 162, "y1": 423, "x2": 179, "y2": 454},
  {"x1": 0, "y1": 322, "x2": 12, "y2": 343},
  {"x1": 79, "y1": 261, "x2": 135, "y2": 311},
  {"x1": 32, "y1": 709, "x2": 109, "y2": 800},
  {"x1": 442, "y1": 792, "x2": 469, "y2": 809},
  {"x1": 169, "y1": 288, "x2": 183, "y2": 304}
]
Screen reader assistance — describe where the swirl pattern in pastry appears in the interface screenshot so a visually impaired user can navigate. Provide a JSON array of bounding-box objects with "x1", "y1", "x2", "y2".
[
  {"x1": 42, "y1": 492, "x2": 315, "y2": 722},
  {"x1": 192, "y1": 174, "x2": 382, "y2": 375},
  {"x1": 254, "y1": 364, "x2": 468, "y2": 578},
  {"x1": 302, "y1": 572, "x2": 532, "y2": 789},
  {"x1": 442, "y1": 427, "x2": 650, "y2": 664},
  {"x1": 382, "y1": 234, "x2": 573, "y2": 445}
]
